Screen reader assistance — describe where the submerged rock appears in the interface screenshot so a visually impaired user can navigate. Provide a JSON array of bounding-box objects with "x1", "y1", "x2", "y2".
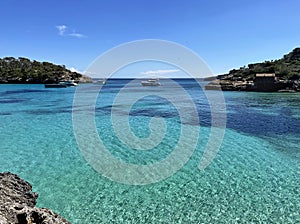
[{"x1": 0, "y1": 172, "x2": 70, "y2": 224}]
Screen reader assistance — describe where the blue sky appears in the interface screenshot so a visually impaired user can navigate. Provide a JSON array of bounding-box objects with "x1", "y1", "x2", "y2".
[{"x1": 1, "y1": 0, "x2": 300, "y2": 77}]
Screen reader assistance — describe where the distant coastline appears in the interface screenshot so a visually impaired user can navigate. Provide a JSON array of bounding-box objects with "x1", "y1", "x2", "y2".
[{"x1": 2, "y1": 50, "x2": 300, "y2": 93}]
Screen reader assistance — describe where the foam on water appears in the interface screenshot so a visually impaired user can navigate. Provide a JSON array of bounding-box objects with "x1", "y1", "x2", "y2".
[{"x1": 0, "y1": 82, "x2": 299, "y2": 223}]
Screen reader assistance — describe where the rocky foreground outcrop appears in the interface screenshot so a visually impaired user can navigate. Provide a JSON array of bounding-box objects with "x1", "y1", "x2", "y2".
[{"x1": 0, "y1": 172, "x2": 70, "y2": 224}]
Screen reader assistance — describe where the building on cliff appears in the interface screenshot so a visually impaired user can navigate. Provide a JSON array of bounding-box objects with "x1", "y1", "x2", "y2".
[{"x1": 254, "y1": 73, "x2": 278, "y2": 91}]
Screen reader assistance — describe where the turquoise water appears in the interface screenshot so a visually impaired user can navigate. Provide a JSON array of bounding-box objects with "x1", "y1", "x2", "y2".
[{"x1": 0, "y1": 81, "x2": 299, "y2": 223}]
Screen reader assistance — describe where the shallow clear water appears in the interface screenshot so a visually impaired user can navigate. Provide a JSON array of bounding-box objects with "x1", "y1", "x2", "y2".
[{"x1": 0, "y1": 81, "x2": 299, "y2": 223}]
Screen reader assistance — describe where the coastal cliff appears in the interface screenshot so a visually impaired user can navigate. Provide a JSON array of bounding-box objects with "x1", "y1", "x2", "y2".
[
  {"x1": 206, "y1": 48, "x2": 300, "y2": 92},
  {"x1": 0, "y1": 172, "x2": 70, "y2": 224}
]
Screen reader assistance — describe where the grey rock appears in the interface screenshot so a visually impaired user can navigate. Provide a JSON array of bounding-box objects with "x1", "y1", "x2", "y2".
[{"x1": 0, "y1": 172, "x2": 70, "y2": 224}]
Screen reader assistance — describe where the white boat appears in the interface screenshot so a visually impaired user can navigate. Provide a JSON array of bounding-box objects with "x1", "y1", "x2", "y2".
[
  {"x1": 94, "y1": 79, "x2": 106, "y2": 85},
  {"x1": 59, "y1": 80, "x2": 78, "y2": 87},
  {"x1": 141, "y1": 79, "x2": 161, "y2": 86}
]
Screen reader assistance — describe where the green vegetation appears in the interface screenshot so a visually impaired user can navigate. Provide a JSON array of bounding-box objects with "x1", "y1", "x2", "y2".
[
  {"x1": 222, "y1": 48, "x2": 300, "y2": 80},
  {"x1": 0, "y1": 57, "x2": 82, "y2": 83}
]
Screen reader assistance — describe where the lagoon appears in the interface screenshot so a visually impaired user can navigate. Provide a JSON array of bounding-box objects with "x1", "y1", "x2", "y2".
[{"x1": 0, "y1": 80, "x2": 299, "y2": 223}]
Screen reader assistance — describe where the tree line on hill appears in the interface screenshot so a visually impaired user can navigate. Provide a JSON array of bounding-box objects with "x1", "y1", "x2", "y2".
[
  {"x1": 219, "y1": 48, "x2": 300, "y2": 81},
  {"x1": 205, "y1": 48, "x2": 300, "y2": 92},
  {"x1": 0, "y1": 57, "x2": 82, "y2": 83}
]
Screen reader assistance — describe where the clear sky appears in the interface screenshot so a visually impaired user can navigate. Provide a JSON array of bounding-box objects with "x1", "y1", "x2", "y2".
[{"x1": 1, "y1": 0, "x2": 300, "y2": 77}]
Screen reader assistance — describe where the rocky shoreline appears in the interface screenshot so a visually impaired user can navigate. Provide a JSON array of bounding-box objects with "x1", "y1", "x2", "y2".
[
  {"x1": 0, "y1": 172, "x2": 70, "y2": 224},
  {"x1": 0, "y1": 74, "x2": 93, "y2": 84},
  {"x1": 205, "y1": 78, "x2": 300, "y2": 92}
]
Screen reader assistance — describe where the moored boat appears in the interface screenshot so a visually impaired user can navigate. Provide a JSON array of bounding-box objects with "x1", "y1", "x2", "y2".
[
  {"x1": 60, "y1": 80, "x2": 78, "y2": 87},
  {"x1": 141, "y1": 79, "x2": 161, "y2": 86},
  {"x1": 94, "y1": 79, "x2": 106, "y2": 85}
]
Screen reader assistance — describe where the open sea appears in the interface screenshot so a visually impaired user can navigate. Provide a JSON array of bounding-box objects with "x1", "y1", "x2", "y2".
[{"x1": 0, "y1": 79, "x2": 299, "y2": 223}]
